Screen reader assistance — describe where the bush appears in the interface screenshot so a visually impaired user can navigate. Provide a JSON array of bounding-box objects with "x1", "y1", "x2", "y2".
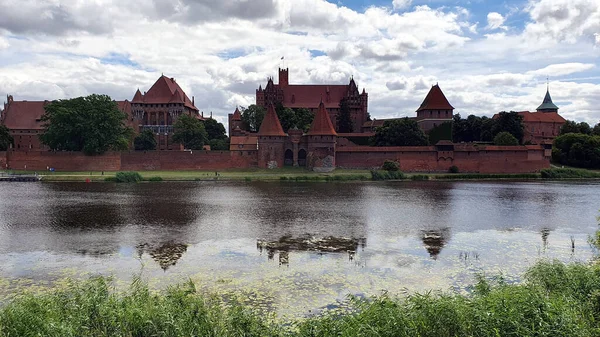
[
  {"x1": 552, "y1": 133, "x2": 600, "y2": 169},
  {"x1": 493, "y1": 131, "x2": 519, "y2": 146},
  {"x1": 147, "y1": 176, "x2": 163, "y2": 182},
  {"x1": 410, "y1": 174, "x2": 429, "y2": 181},
  {"x1": 244, "y1": 177, "x2": 252, "y2": 182},
  {"x1": 382, "y1": 160, "x2": 400, "y2": 172},
  {"x1": 134, "y1": 129, "x2": 157, "y2": 151},
  {"x1": 540, "y1": 168, "x2": 600, "y2": 179},
  {"x1": 370, "y1": 170, "x2": 405, "y2": 181},
  {"x1": 114, "y1": 171, "x2": 143, "y2": 183},
  {"x1": 448, "y1": 165, "x2": 459, "y2": 173},
  {"x1": 104, "y1": 177, "x2": 116, "y2": 182}
]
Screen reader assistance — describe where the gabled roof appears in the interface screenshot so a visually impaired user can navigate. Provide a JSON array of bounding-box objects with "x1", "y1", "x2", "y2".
[
  {"x1": 417, "y1": 84, "x2": 454, "y2": 112},
  {"x1": 132, "y1": 89, "x2": 143, "y2": 103},
  {"x1": 257, "y1": 103, "x2": 286, "y2": 136},
  {"x1": 308, "y1": 101, "x2": 337, "y2": 136},
  {"x1": 139, "y1": 75, "x2": 198, "y2": 110},
  {"x1": 518, "y1": 111, "x2": 565, "y2": 123},
  {"x1": 1, "y1": 100, "x2": 48, "y2": 130},
  {"x1": 168, "y1": 89, "x2": 185, "y2": 104},
  {"x1": 536, "y1": 89, "x2": 559, "y2": 111},
  {"x1": 232, "y1": 107, "x2": 242, "y2": 121}
]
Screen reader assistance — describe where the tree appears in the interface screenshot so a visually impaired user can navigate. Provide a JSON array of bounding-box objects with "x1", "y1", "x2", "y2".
[
  {"x1": 275, "y1": 103, "x2": 296, "y2": 132},
  {"x1": 337, "y1": 98, "x2": 354, "y2": 133},
  {"x1": 593, "y1": 123, "x2": 600, "y2": 136},
  {"x1": 370, "y1": 118, "x2": 428, "y2": 146},
  {"x1": 241, "y1": 105, "x2": 266, "y2": 132},
  {"x1": 560, "y1": 120, "x2": 593, "y2": 135},
  {"x1": 0, "y1": 124, "x2": 13, "y2": 151},
  {"x1": 491, "y1": 111, "x2": 524, "y2": 143},
  {"x1": 428, "y1": 122, "x2": 452, "y2": 144},
  {"x1": 552, "y1": 133, "x2": 600, "y2": 169},
  {"x1": 208, "y1": 138, "x2": 229, "y2": 151},
  {"x1": 133, "y1": 129, "x2": 157, "y2": 151},
  {"x1": 293, "y1": 108, "x2": 314, "y2": 132},
  {"x1": 452, "y1": 114, "x2": 494, "y2": 143},
  {"x1": 494, "y1": 131, "x2": 519, "y2": 146},
  {"x1": 202, "y1": 118, "x2": 227, "y2": 140},
  {"x1": 172, "y1": 114, "x2": 208, "y2": 150},
  {"x1": 40, "y1": 94, "x2": 133, "y2": 155}
]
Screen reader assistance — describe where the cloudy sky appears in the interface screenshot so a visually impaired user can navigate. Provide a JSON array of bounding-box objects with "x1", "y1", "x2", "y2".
[{"x1": 0, "y1": 0, "x2": 599, "y2": 129}]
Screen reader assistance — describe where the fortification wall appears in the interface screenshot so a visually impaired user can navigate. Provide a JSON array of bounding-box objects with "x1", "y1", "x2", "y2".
[
  {"x1": 5, "y1": 150, "x2": 258, "y2": 171},
  {"x1": 7, "y1": 151, "x2": 122, "y2": 171},
  {"x1": 0, "y1": 151, "x2": 7, "y2": 169},
  {"x1": 336, "y1": 146, "x2": 549, "y2": 173}
]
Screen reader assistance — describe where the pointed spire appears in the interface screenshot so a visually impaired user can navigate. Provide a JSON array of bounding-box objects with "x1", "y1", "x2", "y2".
[
  {"x1": 308, "y1": 101, "x2": 337, "y2": 136},
  {"x1": 232, "y1": 107, "x2": 242, "y2": 121},
  {"x1": 537, "y1": 85, "x2": 559, "y2": 112},
  {"x1": 416, "y1": 84, "x2": 454, "y2": 112},
  {"x1": 257, "y1": 103, "x2": 286, "y2": 136},
  {"x1": 132, "y1": 89, "x2": 143, "y2": 103}
]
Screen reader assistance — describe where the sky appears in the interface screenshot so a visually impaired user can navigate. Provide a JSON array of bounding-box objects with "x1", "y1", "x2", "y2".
[{"x1": 0, "y1": 0, "x2": 599, "y2": 129}]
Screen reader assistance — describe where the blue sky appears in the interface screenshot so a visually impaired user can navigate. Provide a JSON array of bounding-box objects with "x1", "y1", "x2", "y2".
[{"x1": 0, "y1": 0, "x2": 598, "y2": 125}]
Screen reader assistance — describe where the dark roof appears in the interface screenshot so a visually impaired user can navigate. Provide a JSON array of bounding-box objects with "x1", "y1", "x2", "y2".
[
  {"x1": 1, "y1": 100, "x2": 47, "y2": 130},
  {"x1": 257, "y1": 103, "x2": 286, "y2": 136},
  {"x1": 417, "y1": 84, "x2": 454, "y2": 112},
  {"x1": 536, "y1": 89, "x2": 559, "y2": 111},
  {"x1": 307, "y1": 101, "x2": 337, "y2": 136}
]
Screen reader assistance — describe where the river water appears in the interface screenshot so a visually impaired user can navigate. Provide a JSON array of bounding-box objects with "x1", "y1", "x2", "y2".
[{"x1": 0, "y1": 181, "x2": 598, "y2": 317}]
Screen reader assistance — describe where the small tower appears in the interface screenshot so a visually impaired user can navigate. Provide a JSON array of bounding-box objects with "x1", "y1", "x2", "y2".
[
  {"x1": 536, "y1": 85, "x2": 559, "y2": 113},
  {"x1": 279, "y1": 68, "x2": 289, "y2": 87},
  {"x1": 228, "y1": 107, "x2": 244, "y2": 136},
  {"x1": 307, "y1": 100, "x2": 337, "y2": 172},
  {"x1": 257, "y1": 103, "x2": 287, "y2": 169},
  {"x1": 416, "y1": 84, "x2": 454, "y2": 133}
]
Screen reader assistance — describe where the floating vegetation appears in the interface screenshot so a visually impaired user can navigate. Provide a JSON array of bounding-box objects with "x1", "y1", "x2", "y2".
[{"x1": 136, "y1": 242, "x2": 188, "y2": 271}]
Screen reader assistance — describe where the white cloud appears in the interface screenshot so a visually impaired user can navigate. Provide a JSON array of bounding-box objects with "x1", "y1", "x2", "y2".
[
  {"x1": 527, "y1": 63, "x2": 595, "y2": 77},
  {"x1": 486, "y1": 12, "x2": 507, "y2": 30},
  {"x1": 392, "y1": 0, "x2": 412, "y2": 10}
]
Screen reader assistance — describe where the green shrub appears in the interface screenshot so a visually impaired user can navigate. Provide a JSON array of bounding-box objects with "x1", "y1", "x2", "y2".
[
  {"x1": 147, "y1": 176, "x2": 163, "y2": 182},
  {"x1": 382, "y1": 160, "x2": 400, "y2": 172},
  {"x1": 410, "y1": 174, "x2": 429, "y2": 181},
  {"x1": 104, "y1": 177, "x2": 116, "y2": 182},
  {"x1": 435, "y1": 173, "x2": 539, "y2": 180},
  {"x1": 540, "y1": 168, "x2": 600, "y2": 179},
  {"x1": 448, "y1": 165, "x2": 459, "y2": 173},
  {"x1": 244, "y1": 177, "x2": 252, "y2": 182},
  {"x1": 493, "y1": 131, "x2": 519, "y2": 145},
  {"x1": 279, "y1": 176, "x2": 289, "y2": 181},
  {"x1": 114, "y1": 171, "x2": 143, "y2": 183},
  {"x1": 370, "y1": 170, "x2": 405, "y2": 181}
]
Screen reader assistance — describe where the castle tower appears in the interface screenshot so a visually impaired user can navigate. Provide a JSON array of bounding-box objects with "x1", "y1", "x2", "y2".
[
  {"x1": 307, "y1": 100, "x2": 337, "y2": 172},
  {"x1": 416, "y1": 84, "x2": 454, "y2": 133},
  {"x1": 536, "y1": 86, "x2": 559, "y2": 113},
  {"x1": 228, "y1": 107, "x2": 244, "y2": 136},
  {"x1": 257, "y1": 103, "x2": 286, "y2": 169},
  {"x1": 279, "y1": 68, "x2": 289, "y2": 87}
]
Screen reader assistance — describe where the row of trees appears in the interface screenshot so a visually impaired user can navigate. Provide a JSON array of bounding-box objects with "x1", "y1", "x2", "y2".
[
  {"x1": 452, "y1": 112, "x2": 524, "y2": 144},
  {"x1": 553, "y1": 120, "x2": 600, "y2": 169},
  {"x1": 559, "y1": 120, "x2": 600, "y2": 136}
]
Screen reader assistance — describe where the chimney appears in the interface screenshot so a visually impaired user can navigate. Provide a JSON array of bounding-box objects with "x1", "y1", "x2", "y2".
[
  {"x1": 210, "y1": 111, "x2": 213, "y2": 119},
  {"x1": 201, "y1": 111, "x2": 204, "y2": 118},
  {"x1": 192, "y1": 96, "x2": 195, "y2": 106}
]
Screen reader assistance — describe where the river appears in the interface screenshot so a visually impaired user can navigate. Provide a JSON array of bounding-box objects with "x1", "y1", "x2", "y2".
[{"x1": 0, "y1": 181, "x2": 598, "y2": 317}]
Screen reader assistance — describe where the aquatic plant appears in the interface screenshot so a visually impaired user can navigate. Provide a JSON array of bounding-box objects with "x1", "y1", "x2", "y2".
[
  {"x1": 370, "y1": 170, "x2": 405, "y2": 181},
  {"x1": 146, "y1": 176, "x2": 163, "y2": 182}
]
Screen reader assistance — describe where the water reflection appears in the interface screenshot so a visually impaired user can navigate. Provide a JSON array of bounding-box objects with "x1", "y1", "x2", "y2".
[
  {"x1": 421, "y1": 228, "x2": 451, "y2": 259},
  {"x1": 257, "y1": 235, "x2": 367, "y2": 265},
  {"x1": 136, "y1": 242, "x2": 188, "y2": 271}
]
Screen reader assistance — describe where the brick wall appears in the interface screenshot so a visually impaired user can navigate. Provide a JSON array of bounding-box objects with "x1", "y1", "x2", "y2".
[
  {"x1": 336, "y1": 146, "x2": 550, "y2": 173},
  {"x1": 0, "y1": 151, "x2": 6, "y2": 169},
  {"x1": 7, "y1": 151, "x2": 121, "y2": 171}
]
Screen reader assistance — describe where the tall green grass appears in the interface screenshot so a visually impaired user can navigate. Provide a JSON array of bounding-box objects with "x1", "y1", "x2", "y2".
[
  {"x1": 113, "y1": 171, "x2": 143, "y2": 183},
  {"x1": 370, "y1": 170, "x2": 406, "y2": 181},
  {"x1": 4, "y1": 260, "x2": 598, "y2": 336},
  {"x1": 541, "y1": 168, "x2": 600, "y2": 179}
]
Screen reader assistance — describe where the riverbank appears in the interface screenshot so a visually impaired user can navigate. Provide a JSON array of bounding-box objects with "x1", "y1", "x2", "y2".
[
  {"x1": 0, "y1": 260, "x2": 598, "y2": 337},
  {"x1": 2, "y1": 167, "x2": 600, "y2": 182}
]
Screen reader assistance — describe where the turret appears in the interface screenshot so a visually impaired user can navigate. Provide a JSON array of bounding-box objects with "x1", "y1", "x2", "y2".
[{"x1": 536, "y1": 87, "x2": 559, "y2": 113}]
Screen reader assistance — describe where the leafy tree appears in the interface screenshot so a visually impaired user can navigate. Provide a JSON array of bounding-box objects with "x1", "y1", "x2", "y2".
[
  {"x1": 491, "y1": 111, "x2": 524, "y2": 143},
  {"x1": 133, "y1": 129, "x2": 157, "y2": 151},
  {"x1": 241, "y1": 105, "x2": 266, "y2": 132},
  {"x1": 275, "y1": 103, "x2": 296, "y2": 132},
  {"x1": 0, "y1": 124, "x2": 13, "y2": 151},
  {"x1": 40, "y1": 94, "x2": 133, "y2": 155},
  {"x1": 382, "y1": 160, "x2": 399, "y2": 171},
  {"x1": 208, "y1": 138, "x2": 230, "y2": 151},
  {"x1": 452, "y1": 114, "x2": 495, "y2": 143},
  {"x1": 428, "y1": 122, "x2": 452, "y2": 144},
  {"x1": 202, "y1": 118, "x2": 227, "y2": 140},
  {"x1": 560, "y1": 120, "x2": 593, "y2": 135},
  {"x1": 172, "y1": 114, "x2": 208, "y2": 150},
  {"x1": 552, "y1": 133, "x2": 600, "y2": 169},
  {"x1": 293, "y1": 108, "x2": 315, "y2": 133},
  {"x1": 371, "y1": 118, "x2": 428, "y2": 147},
  {"x1": 337, "y1": 98, "x2": 354, "y2": 133},
  {"x1": 494, "y1": 131, "x2": 519, "y2": 146},
  {"x1": 593, "y1": 123, "x2": 600, "y2": 136}
]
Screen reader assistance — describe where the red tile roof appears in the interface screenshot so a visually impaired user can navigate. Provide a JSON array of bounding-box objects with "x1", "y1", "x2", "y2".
[
  {"x1": 232, "y1": 107, "x2": 242, "y2": 121},
  {"x1": 132, "y1": 89, "x2": 143, "y2": 103},
  {"x1": 229, "y1": 136, "x2": 258, "y2": 150},
  {"x1": 417, "y1": 85, "x2": 454, "y2": 112},
  {"x1": 169, "y1": 89, "x2": 185, "y2": 104},
  {"x1": 280, "y1": 85, "x2": 351, "y2": 108},
  {"x1": 136, "y1": 75, "x2": 198, "y2": 111},
  {"x1": 257, "y1": 103, "x2": 286, "y2": 136},
  {"x1": 308, "y1": 101, "x2": 337, "y2": 136},
  {"x1": 518, "y1": 111, "x2": 566, "y2": 123},
  {"x1": 1, "y1": 100, "x2": 47, "y2": 130}
]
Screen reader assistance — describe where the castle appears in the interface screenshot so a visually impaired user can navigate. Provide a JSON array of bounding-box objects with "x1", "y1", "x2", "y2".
[{"x1": 0, "y1": 68, "x2": 566, "y2": 173}]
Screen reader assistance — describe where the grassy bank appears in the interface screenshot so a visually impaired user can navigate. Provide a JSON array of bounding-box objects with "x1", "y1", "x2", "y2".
[
  {"x1": 1, "y1": 260, "x2": 599, "y2": 336},
  {"x1": 2, "y1": 167, "x2": 600, "y2": 183}
]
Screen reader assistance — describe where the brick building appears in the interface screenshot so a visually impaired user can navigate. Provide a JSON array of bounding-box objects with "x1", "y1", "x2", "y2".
[{"x1": 254, "y1": 68, "x2": 368, "y2": 132}]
